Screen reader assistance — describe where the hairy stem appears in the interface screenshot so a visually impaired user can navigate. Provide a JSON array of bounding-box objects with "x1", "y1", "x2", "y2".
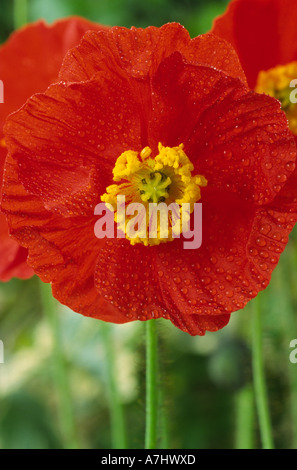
[
  {"x1": 40, "y1": 281, "x2": 78, "y2": 449},
  {"x1": 101, "y1": 322, "x2": 127, "y2": 449},
  {"x1": 145, "y1": 320, "x2": 158, "y2": 449},
  {"x1": 251, "y1": 295, "x2": 274, "y2": 449},
  {"x1": 234, "y1": 384, "x2": 254, "y2": 449}
]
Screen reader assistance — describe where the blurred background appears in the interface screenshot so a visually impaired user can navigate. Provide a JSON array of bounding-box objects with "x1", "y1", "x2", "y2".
[{"x1": 1, "y1": 0, "x2": 297, "y2": 450}]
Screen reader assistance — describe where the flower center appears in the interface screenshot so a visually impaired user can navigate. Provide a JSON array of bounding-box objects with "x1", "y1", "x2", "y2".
[
  {"x1": 139, "y1": 170, "x2": 171, "y2": 204},
  {"x1": 255, "y1": 61, "x2": 297, "y2": 134},
  {"x1": 101, "y1": 143, "x2": 207, "y2": 246}
]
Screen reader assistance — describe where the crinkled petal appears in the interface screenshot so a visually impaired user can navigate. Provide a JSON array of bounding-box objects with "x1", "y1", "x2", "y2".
[
  {"x1": 93, "y1": 178, "x2": 297, "y2": 334},
  {"x1": 169, "y1": 313, "x2": 231, "y2": 336},
  {"x1": 0, "y1": 213, "x2": 33, "y2": 281},
  {"x1": 4, "y1": 74, "x2": 142, "y2": 217},
  {"x1": 211, "y1": 0, "x2": 297, "y2": 88},
  {"x1": 59, "y1": 23, "x2": 247, "y2": 84},
  {"x1": 149, "y1": 52, "x2": 296, "y2": 205},
  {"x1": 0, "y1": 17, "x2": 104, "y2": 281},
  {"x1": 94, "y1": 238, "x2": 229, "y2": 335},
  {"x1": 95, "y1": 239, "x2": 169, "y2": 320},
  {"x1": 0, "y1": 17, "x2": 105, "y2": 133},
  {"x1": 1, "y1": 154, "x2": 128, "y2": 322},
  {"x1": 154, "y1": 184, "x2": 297, "y2": 322}
]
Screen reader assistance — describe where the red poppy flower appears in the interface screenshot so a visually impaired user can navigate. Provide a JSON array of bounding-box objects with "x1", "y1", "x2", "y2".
[
  {"x1": 1, "y1": 23, "x2": 297, "y2": 335},
  {"x1": 211, "y1": 0, "x2": 297, "y2": 136},
  {"x1": 0, "y1": 17, "x2": 105, "y2": 281}
]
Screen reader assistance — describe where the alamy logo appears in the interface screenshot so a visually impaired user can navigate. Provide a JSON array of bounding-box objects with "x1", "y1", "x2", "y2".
[
  {"x1": 290, "y1": 80, "x2": 297, "y2": 104},
  {"x1": 289, "y1": 339, "x2": 297, "y2": 364},
  {"x1": 94, "y1": 196, "x2": 203, "y2": 249},
  {"x1": 0, "y1": 340, "x2": 4, "y2": 364},
  {"x1": 0, "y1": 80, "x2": 3, "y2": 104}
]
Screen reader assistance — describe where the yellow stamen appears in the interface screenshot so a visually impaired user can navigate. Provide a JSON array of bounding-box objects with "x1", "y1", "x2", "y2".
[
  {"x1": 255, "y1": 61, "x2": 297, "y2": 134},
  {"x1": 101, "y1": 143, "x2": 207, "y2": 246}
]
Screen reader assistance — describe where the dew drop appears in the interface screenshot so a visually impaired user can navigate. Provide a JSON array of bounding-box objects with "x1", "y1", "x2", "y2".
[{"x1": 260, "y1": 224, "x2": 271, "y2": 235}]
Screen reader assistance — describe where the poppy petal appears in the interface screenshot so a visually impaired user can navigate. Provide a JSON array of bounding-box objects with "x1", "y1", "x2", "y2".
[
  {"x1": 149, "y1": 52, "x2": 296, "y2": 205},
  {"x1": 0, "y1": 17, "x2": 105, "y2": 281},
  {"x1": 95, "y1": 239, "x2": 172, "y2": 321},
  {"x1": 169, "y1": 313, "x2": 231, "y2": 336},
  {"x1": 0, "y1": 213, "x2": 33, "y2": 281},
  {"x1": 211, "y1": 0, "x2": 297, "y2": 88},
  {"x1": 154, "y1": 185, "x2": 296, "y2": 323},
  {"x1": 0, "y1": 17, "x2": 106, "y2": 134},
  {"x1": 59, "y1": 23, "x2": 247, "y2": 84},
  {"x1": 94, "y1": 237, "x2": 231, "y2": 336},
  {"x1": 4, "y1": 74, "x2": 142, "y2": 217},
  {"x1": 2, "y1": 154, "x2": 128, "y2": 322}
]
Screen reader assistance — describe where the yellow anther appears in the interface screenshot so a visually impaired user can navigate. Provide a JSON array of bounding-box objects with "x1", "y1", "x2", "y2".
[
  {"x1": 255, "y1": 61, "x2": 297, "y2": 134},
  {"x1": 112, "y1": 150, "x2": 141, "y2": 181},
  {"x1": 140, "y1": 146, "x2": 152, "y2": 160},
  {"x1": 101, "y1": 143, "x2": 207, "y2": 246}
]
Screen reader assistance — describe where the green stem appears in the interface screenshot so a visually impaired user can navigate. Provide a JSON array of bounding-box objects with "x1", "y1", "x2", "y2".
[
  {"x1": 251, "y1": 295, "x2": 274, "y2": 449},
  {"x1": 158, "y1": 333, "x2": 169, "y2": 449},
  {"x1": 279, "y1": 246, "x2": 297, "y2": 448},
  {"x1": 13, "y1": 0, "x2": 28, "y2": 29},
  {"x1": 159, "y1": 390, "x2": 169, "y2": 449},
  {"x1": 234, "y1": 384, "x2": 254, "y2": 449},
  {"x1": 101, "y1": 322, "x2": 127, "y2": 449},
  {"x1": 40, "y1": 281, "x2": 79, "y2": 449},
  {"x1": 145, "y1": 320, "x2": 158, "y2": 449}
]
